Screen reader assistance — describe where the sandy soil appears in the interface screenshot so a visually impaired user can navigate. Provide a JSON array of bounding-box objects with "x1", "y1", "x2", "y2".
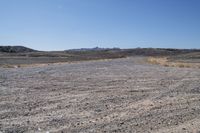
[{"x1": 0, "y1": 57, "x2": 200, "y2": 133}]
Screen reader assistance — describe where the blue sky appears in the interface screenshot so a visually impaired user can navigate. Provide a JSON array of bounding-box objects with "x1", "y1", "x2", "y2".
[{"x1": 0, "y1": 0, "x2": 200, "y2": 51}]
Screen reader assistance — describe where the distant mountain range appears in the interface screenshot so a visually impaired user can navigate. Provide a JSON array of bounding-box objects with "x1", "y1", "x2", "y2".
[{"x1": 67, "y1": 47, "x2": 121, "y2": 52}]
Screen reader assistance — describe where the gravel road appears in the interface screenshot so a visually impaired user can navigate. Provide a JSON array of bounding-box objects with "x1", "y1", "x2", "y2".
[{"x1": 0, "y1": 57, "x2": 200, "y2": 133}]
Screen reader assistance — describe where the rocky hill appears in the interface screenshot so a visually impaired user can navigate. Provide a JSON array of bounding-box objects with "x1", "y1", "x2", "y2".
[{"x1": 0, "y1": 46, "x2": 36, "y2": 53}]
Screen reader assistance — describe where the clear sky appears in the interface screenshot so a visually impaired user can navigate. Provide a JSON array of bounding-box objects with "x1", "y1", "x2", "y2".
[{"x1": 0, "y1": 0, "x2": 200, "y2": 51}]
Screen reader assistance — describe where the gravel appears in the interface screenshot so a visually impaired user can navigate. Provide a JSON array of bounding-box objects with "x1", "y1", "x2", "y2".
[{"x1": 0, "y1": 57, "x2": 200, "y2": 133}]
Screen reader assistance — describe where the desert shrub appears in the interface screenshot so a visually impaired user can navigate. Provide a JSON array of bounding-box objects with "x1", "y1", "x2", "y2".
[
  {"x1": 177, "y1": 64, "x2": 185, "y2": 68},
  {"x1": 164, "y1": 64, "x2": 169, "y2": 67}
]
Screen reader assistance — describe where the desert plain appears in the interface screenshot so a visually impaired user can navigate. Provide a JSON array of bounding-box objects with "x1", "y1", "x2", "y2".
[{"x1": 0, "y1": 55, "x2": 200, "y2": 133}]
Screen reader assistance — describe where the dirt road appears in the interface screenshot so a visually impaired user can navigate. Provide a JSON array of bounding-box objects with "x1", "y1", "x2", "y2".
[{"x1": 0, "y1": 57, "x2": 200, "y2": 133}]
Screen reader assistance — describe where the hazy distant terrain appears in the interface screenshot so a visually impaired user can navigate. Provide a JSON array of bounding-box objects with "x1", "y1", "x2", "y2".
[
  {"x1": 0, "y1": 46, "x2": 199, "y2": 67},
  {"x1": 0, "y1": 46, "x2": 200, "y2": 132}
]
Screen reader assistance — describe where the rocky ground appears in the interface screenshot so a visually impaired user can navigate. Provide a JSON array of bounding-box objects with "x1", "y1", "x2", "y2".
[{"x1": 0, "y1": 57, "x2": 200, "y2": 133}]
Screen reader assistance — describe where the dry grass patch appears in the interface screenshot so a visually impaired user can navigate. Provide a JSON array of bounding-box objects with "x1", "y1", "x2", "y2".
[
  {"x1": 147, "y1": 57, "x2": 200, "y2": 68},
  {"x1": 1, "y1": 64, "x2": 18, "y2": 68}
]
